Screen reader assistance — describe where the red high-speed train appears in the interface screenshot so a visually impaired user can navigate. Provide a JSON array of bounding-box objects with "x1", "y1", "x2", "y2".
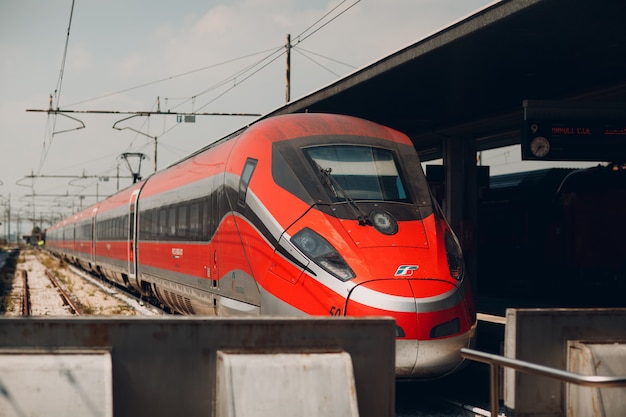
[{"x1": 46, "y1": 113, "x2": 476, "y2": 378}]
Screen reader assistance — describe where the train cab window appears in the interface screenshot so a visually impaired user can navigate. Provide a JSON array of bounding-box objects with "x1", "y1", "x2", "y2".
[
  {"x1": 303, "y1": 145, "x2": 409, "y2": 202},
  {"x1": 239, "y1": 158, "x2": 258, "y2": 206}
]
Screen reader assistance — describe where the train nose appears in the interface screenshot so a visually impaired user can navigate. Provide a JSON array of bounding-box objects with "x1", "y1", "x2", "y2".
[{"x1": 345, "y1": 278, "x2": 475, "y2": 378}]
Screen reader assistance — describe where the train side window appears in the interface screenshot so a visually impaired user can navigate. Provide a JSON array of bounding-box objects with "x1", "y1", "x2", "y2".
[
  {"x1": 168, "y1": 206, "x2": 176, "y2": 237},
  {"x1": 189, "y1": 201, "x2": 200, "y2": 239},
  {"x1": 177, "y1": 204, "x2": 188, "y2": 238},
  {"x1": 121, "y1": 216, "x2": 126, "y2": 239},
  {"x1": 150, "y1": 209, "x2": 157, "y2": 240},
  {"x1": 159, "y1": 208, "x2": 167, "y2": 237},
  {"x1": 139, "y1": 209, "x2": 149, "y2": 239},
  {"x1": 150, "y1": 211, "x2": 156, "y2": 238},
  {"x1": 239, "y1": 158, "x2": 258, "y2": 206}
]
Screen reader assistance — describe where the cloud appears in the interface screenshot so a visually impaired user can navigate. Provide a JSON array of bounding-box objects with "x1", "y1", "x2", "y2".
[{"x1": 113, "y1": 52, "x2": 145, "y2": 79}]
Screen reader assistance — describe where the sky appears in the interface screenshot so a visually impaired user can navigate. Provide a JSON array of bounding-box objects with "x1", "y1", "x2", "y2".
[{"x1": 0, "y1": 0, "x2": 595, "y2": 236}]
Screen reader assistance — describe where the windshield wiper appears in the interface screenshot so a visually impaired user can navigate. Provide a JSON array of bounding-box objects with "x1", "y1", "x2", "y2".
[{"x1": 318, "y1": 166, "x2": 372, "y2": 226}]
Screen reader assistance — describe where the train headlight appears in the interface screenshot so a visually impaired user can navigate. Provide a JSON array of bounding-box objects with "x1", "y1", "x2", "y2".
[
  {"x1": 291, "y1": 228, "x2": 356, "y2": 281},
  {"x1": 370, "y1": 210, "x2": 398, "y2": 235},
  {"x1": 445, "y1": 229, "x2": 465, "y2": 281}
]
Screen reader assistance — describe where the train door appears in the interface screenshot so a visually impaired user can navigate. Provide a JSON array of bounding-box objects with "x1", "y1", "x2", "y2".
[
  {"x1": 72, "y1": 217, "x2": 77, "y2": 261},
  {"x1": 91, "y1": 207, "x2": 98, "y2": 268},
  {"x1": 209, "y1": 180, "x2": 220, "y2": 291},
  {"x1": 127, "y1": 190, "x2": 140, "y2": 286}
]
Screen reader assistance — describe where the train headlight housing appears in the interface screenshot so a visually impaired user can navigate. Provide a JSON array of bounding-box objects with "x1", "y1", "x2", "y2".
[
  {"x1": 291, "y1": 228, "x2": 356, "y2": 281},
  {"x1": 370, "y1": 210, "x2": 398, "y2": 235},
  {"x1": 445, "y1": 229, "x2": 465, "y2": 281}
]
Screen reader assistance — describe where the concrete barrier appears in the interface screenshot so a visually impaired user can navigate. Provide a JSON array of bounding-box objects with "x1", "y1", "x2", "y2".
[
  {"x1": 0, "y1": 317, "x2": 396, "y2": 417},
  {"x1": 568, "y1": 341, "x2": 626, "y2": 417},
  {"x1": 504, "y1": 308, "x2": 626, "y2": 417},
  {"x1": 0, "y1": 350, "x2": 112, "y2": 416},
  {"x1": 216, "y1": 351, "x2": 359, "y2": 417}
]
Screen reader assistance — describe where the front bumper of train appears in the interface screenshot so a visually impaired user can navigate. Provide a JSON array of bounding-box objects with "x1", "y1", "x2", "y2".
[
  {"x1": 345, "y1": 277, "x2": 476, "y2": 379},
  {"x1": 395, "y1": 322, "x2": 476, "y2": 378}
]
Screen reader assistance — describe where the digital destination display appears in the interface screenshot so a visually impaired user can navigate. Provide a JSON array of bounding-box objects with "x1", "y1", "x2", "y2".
[{"x1": 521, "y1": 101, "x2": 626, "y2": 161}]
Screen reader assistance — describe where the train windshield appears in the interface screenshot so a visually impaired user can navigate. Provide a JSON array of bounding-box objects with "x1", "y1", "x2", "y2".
[{"x1": 303, "y1": 145, "x2": 409, "y2": 202}]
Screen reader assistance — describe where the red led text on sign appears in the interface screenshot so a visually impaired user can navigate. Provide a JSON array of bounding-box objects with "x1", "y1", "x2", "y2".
[{"x1": 551, "y1": 127, "x2": 591, "y2": 135}]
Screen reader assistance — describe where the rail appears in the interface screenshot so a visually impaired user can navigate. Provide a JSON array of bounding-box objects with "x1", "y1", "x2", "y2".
[
  {"x1": 461, "y1": 348, "x2": 626, "y2": 417},
  {"x1": 21, "y1": 270, "x2": 31, "y2": 316},
  {"x1": 45, "y1": 269, "x2": 83, "y2": 315}
]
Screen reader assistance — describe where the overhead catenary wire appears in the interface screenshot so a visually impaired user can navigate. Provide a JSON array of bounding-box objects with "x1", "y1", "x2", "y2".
[
  {"x1": 63, "y1": 46, "x2": 282, "y2": 109},
  {"x1": 49, "y1": 46, "x2": 287, "y2": 169},
  {"x1": 37, "y1": 0, "x2": 76, "y2": 178},
  {"x1": 191, "y1": 47, "x2": 287, "y2": 114},
  {"x1": 293, "y1": 47, "x2": 358, "y2": 70},
  {"x1": 164, "y1": 45, "x2": 286, "y2": 113},
  {"x1": 54, "y1": 1, "x2": 361, "y2": 124},
  {"x1": 294, "y1": 48, "x2": 345, "y2": 78},
  {"x1": 293, "y1": 0, "x2": 361, "y2": 45},
  {"x1": 30, "y1": 1, "x2": 364, "y2": 212},
  {"x1": 52, "y1": 0, "x2": 76, "y2": 111},
  {"x1": 169, "y1": 0, "x2": 362, "y2": 115}
]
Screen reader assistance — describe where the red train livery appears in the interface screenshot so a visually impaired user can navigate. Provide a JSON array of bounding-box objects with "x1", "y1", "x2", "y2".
[{"x1": 46, "y1": 113, "x2": 476, "y2": 378}]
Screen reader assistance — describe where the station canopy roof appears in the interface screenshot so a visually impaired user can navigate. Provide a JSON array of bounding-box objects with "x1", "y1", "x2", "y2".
[{"x1": 266, "y1": 0, "x2": 626, "y2": 160}]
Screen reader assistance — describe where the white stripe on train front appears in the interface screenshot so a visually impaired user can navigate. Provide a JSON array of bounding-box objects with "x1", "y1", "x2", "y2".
[{"x1": 347, "y1": 283, "x2": 463, "y2": 314}]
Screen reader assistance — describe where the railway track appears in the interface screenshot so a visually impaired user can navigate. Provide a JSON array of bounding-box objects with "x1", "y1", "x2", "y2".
[
  {"x1": 18, "y1": 266, "x2": 76, "y2": 316},
  {"x1": 45, "y1": 269, "x2": 83, "y2": 315},
  {"x1": 4, "y1": 249, "x2": 160, "y2": 317},
  {"x1": 20, "y1": 269, "x2": 30, "y2": 316},
  {"x1": 64, "y1": 261, "x2": 165, "y2": 316},
  {"x1": 19, "y1": 268, "x2": 83, "y2": 316}
]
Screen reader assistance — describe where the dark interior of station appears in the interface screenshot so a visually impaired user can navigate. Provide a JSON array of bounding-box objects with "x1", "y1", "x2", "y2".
[
  {"x1": 268, "y1": 0, "x2": 626, "y2": 310},
  {"x1": 478, "y1": 164, "x2": 625, "y2": 307}
]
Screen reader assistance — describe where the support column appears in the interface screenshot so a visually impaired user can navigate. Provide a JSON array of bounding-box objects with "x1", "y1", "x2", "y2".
[{"x1": 443, "y1": 136, "x2": 479, "y2": 294}]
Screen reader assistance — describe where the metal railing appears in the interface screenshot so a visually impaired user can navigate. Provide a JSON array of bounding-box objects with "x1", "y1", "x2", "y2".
[{"x1": 461, "y1": 348, "x2": 626, "y2": 417}]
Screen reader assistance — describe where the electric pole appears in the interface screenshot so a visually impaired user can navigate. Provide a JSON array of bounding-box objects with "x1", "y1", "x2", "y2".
[
  {"x1": 286, "y1": 33, "x2": 291, "y2": 103},
  {"x1": 7, "y1": 194, "x2": 10, "y2": 244}
]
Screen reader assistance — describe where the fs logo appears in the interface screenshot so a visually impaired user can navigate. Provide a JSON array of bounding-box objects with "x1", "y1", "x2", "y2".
[{"x1": 394, "y1": 265, "x2": 419, "y2": 277}]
